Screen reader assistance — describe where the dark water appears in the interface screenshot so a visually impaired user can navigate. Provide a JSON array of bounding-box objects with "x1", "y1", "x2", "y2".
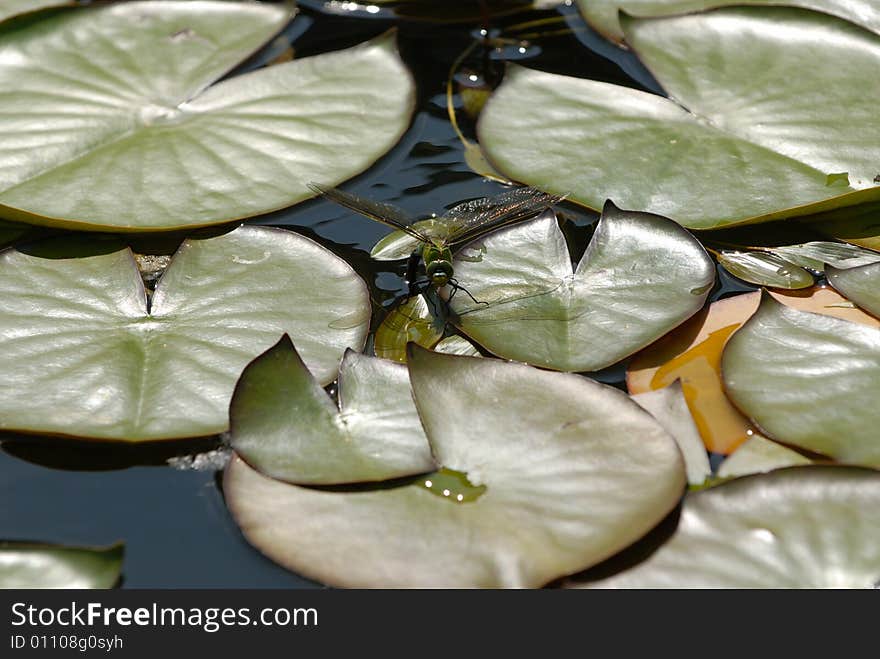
[{"x1": 0, "y1": 2, "x2": 764, "y2": 588}]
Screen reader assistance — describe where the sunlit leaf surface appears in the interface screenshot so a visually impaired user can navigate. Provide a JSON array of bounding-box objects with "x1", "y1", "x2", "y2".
[
  {"x1": 0, "y1": 541, "x2": 123, "y2": 589},
  {"x1": 0, "y1": 226, "x2": 370, "y2": 441},
  {"x1": 723, "y1": 296, "x2": 880, "y2": 466},
  {"x1": 717, "y1": 251, "x2": 814, "y2": 289},
  {"x1": 632, "y1": 382, "x2": 710, "y2": 486},
  {"x1": 479, "y1": 8, "x2": 880, "y2": 229},
  {"x1": 717, "y1": 435, "x2": 812, "y2": 480},
  {"x1": 574, "y1": 0, "x2": 880, "y2": 44},
  {"x1": 449, "y1": 204, "x2": 714, "y2": 371},
  {"x1": 0, "y1": 2, "x2": 415, "y2": 230},
  {"x1": 224, "y1": 347, "x2": 685, "y2": 588},
  {"x1": 230, "y1": 338, "x2": 435, "y2": 485},
  {"x1": 571, "y1": 466, "x2": 880, "y2": 588},
  {"x1": 827, "y1": 261, "x2": 880, "y2": 317}
]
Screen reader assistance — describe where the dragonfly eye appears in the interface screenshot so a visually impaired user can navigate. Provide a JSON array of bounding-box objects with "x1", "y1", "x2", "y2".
[{"x1": 426, "y1": 261, "x2": 453, "y2": 287}]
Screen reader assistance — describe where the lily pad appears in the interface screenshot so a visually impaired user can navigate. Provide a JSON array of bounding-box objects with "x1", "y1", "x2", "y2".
[
  {"x1": 631, "y1": 382, "x2": 710, "y2": 486},
  {"x1": 716, "y1": 435, "x2": 812, "y2": 480},
  {"x1": 827, "y1": 262, "x2": 880, "y2": 317},
  {"x1": 0, "y1": 0, "x2": 72, "y2": 23},
  {"x1": 628, "y1": 287, "x2": 880, "y2": 453},
  {"x1": 0, "y1": 2, "x2": 415, "y2": 230},
  {"x1": 0, "y1": 541, "x2": 123, "y2": 589},
  {"x1": 229, "y1": 337, "x2": 435, "y2": 485},
  {"x1": 478, "y1": 7, "x2": 880, "y2": 230},
  {"x1": 433, "y1": 335, "x2": 482, "y2": 357},
  {"x1": 373, "y1": 295, "x2": 443, "y2": 362},
  {"x1": 0, "y1": 226, "x2": 370, "y2": 441},
  {"x1": 717, "y1": 251, "x2": 814, "y2": 289},
  {"x1": 224, "y1": 346, "x2": 685, "y2": 587},
  {"x1": 769, "y1": 241, "x2": 880, "y2": 272},
  {"x1": 722, "y1": 295, "x2": 880, "y2": 466},
  {"x1": 449, "y1": 203, "x2": 714, "y2": 372},
  {"x1": 574, "y1": 0, "x2": 880, "y2": 44},
  {"x1": 718, "y1": 252, "x2": 816, "y2": 289},
  {"x1": 571, "y1": 466, "x2": 880, "y2": 588}
]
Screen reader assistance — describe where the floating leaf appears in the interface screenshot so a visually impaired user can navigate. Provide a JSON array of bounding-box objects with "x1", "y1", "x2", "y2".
[
  {"x1": 230, "y1": 337, "x2": 435, "y2": 485},
  {"x1": 449, "y1": 203, "x2": 714, "y2": 372},
  {"x1": 373, "y1": 295, "x2": 443, "y2": 362},
  {"x1": 0, "y1": 541, "x2": 123, "y2": 589},
  {"x1": 573, "y1": 0, "x2": 880, "y2": 45},
  {"x1": 717, "y1": 435, "x2": 812, "y2": 480},
  {"x1": 570, "y1": 466, "x2": 880, "y2": 588},
  {"x1": 0, "y1": 0, "x2": 71, "y2": 23},
  {"x1": 722, "y1": 295, "x2": 880, "y2": 466},
  {"x1": 0, "y1": 226, "x2": 370, "y2": 441},
  {"x1": 717, "y1": 251, "x2": 814, "y2": 289},
  {"x1": 627, "y1": 287, "x2": 880, "y2": 453},
  {"x1": 827, "y1": 262, "x2": 880, "y2": 317},
  {"x1": 225, "y1": 347, "x2": 685, "y2": 587},
  {"x1": 769, "y1": 241, "x2": 880, "y2": 271},
  {"x1": 478, "y1": 8, "x2": 880, "y2": 230},
  {"x1": 806, "y1": 202, "x2": 880, "y2": 250},
  {"x1": 632, "y1": 382, "x2": 710, "y2": 486},
  {"x1": 0, "y1": 3, "x2": 415, "y2": 230},
  {"x1": 433, "y1": 335, "x2": 481, "y2": 357}
]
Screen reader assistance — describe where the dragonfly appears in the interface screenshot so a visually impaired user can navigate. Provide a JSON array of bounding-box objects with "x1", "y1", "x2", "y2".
[{"x1": 308, "y1": 183, "x2": 565, "y2": 304}]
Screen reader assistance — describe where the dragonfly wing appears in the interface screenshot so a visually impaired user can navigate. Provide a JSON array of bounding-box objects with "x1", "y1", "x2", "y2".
[
  {"x1": 441, "y1": 187, "x2": 566, "y2": 247},
  {"x1": 308, "y1": 183, "x2": 429, "y2": 243}
]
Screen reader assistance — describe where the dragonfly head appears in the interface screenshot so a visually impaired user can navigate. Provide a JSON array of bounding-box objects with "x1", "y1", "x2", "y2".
[{"x1": 426, "y1": 260, "x2": 453, "y2": 287}]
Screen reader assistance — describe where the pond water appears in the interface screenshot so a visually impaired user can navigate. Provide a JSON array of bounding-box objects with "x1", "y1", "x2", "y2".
[{"x1": 0, "y1": 1, "x2": 763, "y2": 588}]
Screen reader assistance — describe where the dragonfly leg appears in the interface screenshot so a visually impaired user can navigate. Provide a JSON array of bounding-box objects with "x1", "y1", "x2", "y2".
[
  {"x1": 405, "y1": 249, "x2": 423, "y2": 297},
  {"x1": 449, "y1": 278, "x2": 489, "y2": 307}
]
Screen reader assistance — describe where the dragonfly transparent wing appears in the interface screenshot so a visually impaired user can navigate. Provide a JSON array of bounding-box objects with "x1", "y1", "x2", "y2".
[
  {"x1": 437, "y1": 187, "x2": 566, "y2": 247},
  {"x1": 308, "y1": 183, "x2": 430, "y2": 243}
]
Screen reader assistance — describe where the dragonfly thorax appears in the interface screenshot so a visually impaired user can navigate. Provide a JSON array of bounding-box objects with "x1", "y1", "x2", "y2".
[{"x1": 423, "y1": 244, "x2": 454, "y2": 287}]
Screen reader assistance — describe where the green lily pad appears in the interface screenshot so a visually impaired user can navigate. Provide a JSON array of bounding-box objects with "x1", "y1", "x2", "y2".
[
  {"x1": 0, "y1": 226, "x2": 370, "y2": 441},
  {"x1": 224, "y1": 346, "x2": 685, "y2": 587},
  {"x1": 769, "y1": 241, "x2": 880, "y2": 272},
  {"x1": 449, "y1": 203, "x2": 714, "y2": 372},
  {"x1": 570, "y1": 466, "x2": 880, "y2": 588},
  {"x1": 433, "y1": 335, "x2": 481, "y2": 357},
  {"x1": 230, "y1": 337, "x2": 435, "y2": 485},
  {"x1": 717, "y1": 435, "x2": 812, "y2": 480},
  {"x1": 722, "y1": 295, "x2": 880, "y2": 467},
  {"x1": 0, "y1": 2, "x2": 415, "y2": 230},
  {"x1": 0, "y1": 0, "x2": 72, "y2": 23},
  {"x1": 631, "y1": 382, "x2": 710, "y2": 486},
  {"x1": 478, "y1": 7, "x2": 880, "y2": 230},
  {"x1": 717, "y1": 251, "x2": 814, "y2": 289},
  {"x1": 0, "y1": 541, "x2": 123, "y2": 589},
  {"x1": 827, "y1": 262, "x2": 880, "y2": 317},
  {"x1": 574, "y1": 0, "x2": 880, "y2": 44}
]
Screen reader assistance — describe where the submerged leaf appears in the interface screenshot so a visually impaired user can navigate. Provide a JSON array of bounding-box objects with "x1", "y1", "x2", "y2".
[
  {"x1": 478, "y1": 8, "x2": 880, "y2": 229},
  {"x1": 224, "y1": 347, "x2": 685, "y2": 588},
  {"x1": 0, "y1": 4, "x2": 415, "y2": 230},
  {"x1": 449, "y1": 203, "x2": 714, "y2": 372},
  {"x1": 717, "y1": 251, "x2": 814, "y2": 289},
  {"x1": 0, "y1": 226, "x2": 370, "y2": 441},
  {"x1": 373, "y1": 295, "x2": 444, "y2": 362},
  {"x1": 230, "y1": 338, "x2": 435, "y2": 485},
  {"x1": 722, "y1": 295, "x2": 880, "y2": 466},
  {"x1": 0, "y1": 541, "x2": 123, "y2": 589},
  {"x1": 827, "y1": 261, "x2": 880, "y2": 317},
  {"x1": 571, "y1": 466, "x2": 880, "y2": 588}
]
